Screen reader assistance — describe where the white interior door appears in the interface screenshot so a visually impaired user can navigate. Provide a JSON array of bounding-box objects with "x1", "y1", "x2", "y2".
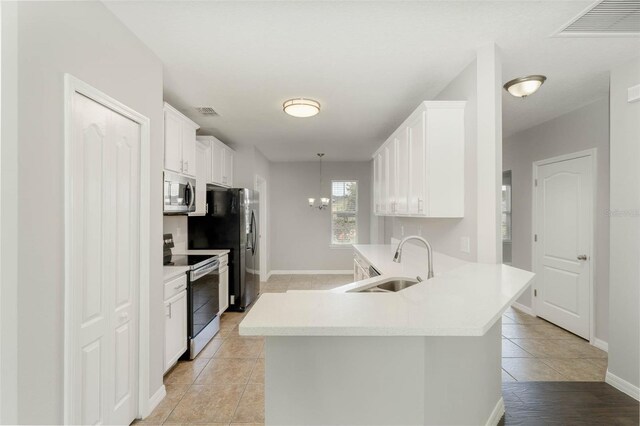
[
  {"x1": 69, "y1": 91, "x2": 140, "y2": 425},
  {"x1": 534, "y1": 154, "x2": 593, "y2": 339}
]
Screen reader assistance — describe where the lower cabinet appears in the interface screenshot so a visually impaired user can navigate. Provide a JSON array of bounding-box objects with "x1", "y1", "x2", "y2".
[
  {"x1": 219, "y1": 255, "x2": 229, "y2": 315},
  {"x1": 164, "y1": 275, "x2": 188, "y2": 373}
]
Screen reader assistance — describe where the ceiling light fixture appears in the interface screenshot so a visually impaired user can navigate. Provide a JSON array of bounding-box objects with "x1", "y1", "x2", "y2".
[
  {"x1": 503, "y1": 75, "x2": 547, "y2": 98},
  {"x1": 283, "y1": 98, "x2": 321, "y2": 118}
]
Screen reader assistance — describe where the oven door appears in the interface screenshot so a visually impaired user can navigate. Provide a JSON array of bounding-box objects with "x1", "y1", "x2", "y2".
[
  {"x1": 163, "y1": 171, "x2": 196, "y2": 214},
  {"x1": 187, "y1": 260, "x2": 220, "y2": 358}
]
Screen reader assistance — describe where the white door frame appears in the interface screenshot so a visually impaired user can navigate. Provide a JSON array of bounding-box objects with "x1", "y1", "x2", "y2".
[
  {"x1": 531, "y1": 148, "x2": 597, "y2": 342},
  {"x1": 63, "y1": 74, "x2": 151, "y2": 422},
  {"x1": 255, "y1": 174, "x2": 268, "y2": 282}
]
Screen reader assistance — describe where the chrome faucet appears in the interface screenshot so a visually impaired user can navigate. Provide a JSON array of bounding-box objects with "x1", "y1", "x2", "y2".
[{"x1": 392, "y1": 236, "x2": 434, "y2": 279}]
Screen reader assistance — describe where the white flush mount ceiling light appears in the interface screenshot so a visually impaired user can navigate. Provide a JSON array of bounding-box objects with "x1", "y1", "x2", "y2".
[
  {"x1": 503, "y1": 75, "x2": 547, "y2": 98},
  {"x1": 283, "y1": 98, "x2": 321, "y2": 118}
]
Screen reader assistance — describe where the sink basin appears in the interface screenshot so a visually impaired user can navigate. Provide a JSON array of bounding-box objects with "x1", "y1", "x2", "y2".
[
  {"x1": 376, "y1": 279, "x2": 419, "y2": 292},
  {"x1": 354, "y1": 278, "x2": 420, "y2": 293}
]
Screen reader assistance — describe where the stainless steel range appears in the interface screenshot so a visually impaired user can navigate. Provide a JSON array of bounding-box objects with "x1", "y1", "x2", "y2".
[{"x1": 165, "y1": 249, "x2": 220, "y2": 359}]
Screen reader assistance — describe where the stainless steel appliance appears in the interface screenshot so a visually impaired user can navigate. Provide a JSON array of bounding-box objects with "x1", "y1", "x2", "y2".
[
  {"x1": 165, "y1": 253, "x2": 220, "y2": 359},
  {"x1": 188, "y1": 188, "x2": 259, "y2": 311},
  {"x1": 163, "y1": 171, "x2": 196, "y2": 214}
]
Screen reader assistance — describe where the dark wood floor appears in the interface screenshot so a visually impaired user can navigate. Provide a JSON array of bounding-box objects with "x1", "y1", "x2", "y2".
[{"x1": 500, "y1": 382, "x2": 639, "y2": 425}]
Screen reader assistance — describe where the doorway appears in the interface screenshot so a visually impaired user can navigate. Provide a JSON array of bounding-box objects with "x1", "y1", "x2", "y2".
[
  {"x1": 255, "y1": 174, "x2": 268, "y2": 283},
  {"x1": 64, "y1": 75, "x2": 151, "y2": 424},
  {"x1": 532, "y1": 149, "x2": 596, "y2": 340}
]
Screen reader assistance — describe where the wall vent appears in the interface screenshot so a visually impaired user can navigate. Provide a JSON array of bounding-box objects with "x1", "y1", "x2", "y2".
[
  {"x1": 195, "y1": 107, "x2": 219, "y2": 116},
  {"x1": 557, "y1": 0, "x2": 640, "y2": 36}
]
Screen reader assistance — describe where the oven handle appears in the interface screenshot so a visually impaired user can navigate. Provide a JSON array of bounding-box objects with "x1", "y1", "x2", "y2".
[
  {"x1": 185, "y1": 181, "x2": 195, "y2": 210},
  {"x1": 190, "y1": 260, "x2": 219, "y2": 281}
]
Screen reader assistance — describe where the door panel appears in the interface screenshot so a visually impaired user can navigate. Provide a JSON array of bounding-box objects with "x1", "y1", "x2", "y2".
[
  {"x1": 395, "y1": 130, "x2": 409, "y2": 214},
  {"x1": 408, "y1": 113, "x2": 426, "y2": 215},
  {"x1": 71, "y1": 91, "x2": 139, "y2": 425},
  {"x1": 164, "y1": 111, "x2": 182, "y2": 173},
  {"x1": 535, "y1": 155, "x2": 592, "y2": 338}
]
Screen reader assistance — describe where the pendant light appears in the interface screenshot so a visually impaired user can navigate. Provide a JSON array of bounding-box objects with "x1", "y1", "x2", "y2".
[{"x1": 308, "y1": 153, "x2": 329, "y2": 210}]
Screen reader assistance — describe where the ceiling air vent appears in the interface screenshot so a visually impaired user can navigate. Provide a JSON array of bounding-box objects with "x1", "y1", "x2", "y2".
[
  {"x1": 557, "y1": 0, "x2": 640, "y2": 36},
  {"x1": 195, "y1": 107, "x2": 219, "y2": 116}
]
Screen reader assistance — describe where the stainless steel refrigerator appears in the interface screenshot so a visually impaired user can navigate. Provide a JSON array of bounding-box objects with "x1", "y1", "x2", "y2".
[{"x1": 188, "y1": 188, "x2": 259, "y2": 311}]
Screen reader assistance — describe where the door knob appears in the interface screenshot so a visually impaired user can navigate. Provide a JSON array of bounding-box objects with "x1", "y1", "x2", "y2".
[{"x1": 577, "y1": 254, "x2": 588, "y2": 261}]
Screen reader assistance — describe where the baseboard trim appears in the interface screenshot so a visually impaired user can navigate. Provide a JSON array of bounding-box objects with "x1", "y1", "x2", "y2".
[
  {"x1": 270, "y1": 270, "x2": 352, "y2": 275},
  {"x1": 591, "y1": 338, "x2": 609, "y2": 352},
  {"x1": 606, "y1": 370, "x2": 640, "y2": 401},
  {"x1": 511, "y1": 302, "x2": 535, "y2": 316},
  {"x1": 143, "y1": 385, "x2": 166, "y2": 418},
  {"x1": 485, "y1": 397, "x2": 505, "y2": 426}
]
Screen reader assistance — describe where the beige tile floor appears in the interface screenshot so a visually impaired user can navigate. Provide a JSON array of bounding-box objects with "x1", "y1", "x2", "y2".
[
  {"x1": 500, "y1": 306, "x2": 607, "y2": 382},
  {"x1": 137, "y1": 274, "x2": 607, "y2": 425}
]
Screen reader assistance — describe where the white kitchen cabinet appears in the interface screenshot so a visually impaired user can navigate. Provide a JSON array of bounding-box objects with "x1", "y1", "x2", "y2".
[
  {"x1": 164, "y1": 102, "x2": 200, "y2": 177},
  {"x1": 384, "y1": 142, "x2": 396, "y2": 214},
  {"x1": 190, "y1": 140, "x2": 211, "y2": 216},
  {"x1": 395, "y1": 129, "x2": 410, "y2": 215},
  {"x1": 164, "y1": 273, "x2": 188, "y2": 373},
  {"x1": 197, "y1": 136, "x2": 235, "y2": 188},
  {"x1": 373, "y1": 101, "x2": 465, "y2": 218},
  {"x1": 218, "y1": 254, "x2": 229, "y2": 315},
  {"x1": 408, "y1": 111, "x2": 426, "y2": 215}
]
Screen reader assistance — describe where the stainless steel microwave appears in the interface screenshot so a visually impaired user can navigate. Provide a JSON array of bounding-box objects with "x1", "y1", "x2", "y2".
[{"x1": 163, "y1": 171, "x2": 196, "y2": 214}]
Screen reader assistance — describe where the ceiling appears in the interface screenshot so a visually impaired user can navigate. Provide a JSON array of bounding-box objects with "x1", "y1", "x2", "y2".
[{"x1": 105, "y1": 1, "x2": 640, "y2": 161}]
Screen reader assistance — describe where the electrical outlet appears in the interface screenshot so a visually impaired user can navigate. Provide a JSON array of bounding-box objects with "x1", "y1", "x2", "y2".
[{"x1": 460, "y1": 236, "x2": 471, "y2": 254}]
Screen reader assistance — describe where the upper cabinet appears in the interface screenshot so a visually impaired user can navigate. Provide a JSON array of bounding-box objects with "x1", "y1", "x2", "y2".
[
  {"x1": 164, "y1": 102, "x2": 200, "y2": 177},
  {"x1": 373, "y1": 101, "x2": 465, "y2": 218},
  {"x1": 196, "y1": 136, "x2": 235, "y2": 188}
]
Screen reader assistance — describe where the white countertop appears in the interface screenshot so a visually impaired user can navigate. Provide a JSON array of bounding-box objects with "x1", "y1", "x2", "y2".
[
  {"x1": 239, "y1": 244, "x2": 534, "y2": 337},
  {"x1": 163, "y1": 249, "x2": 230, "y2": 282},
  {"x1": 163, "y1": 266, "x2": 189, "y2": 282}
]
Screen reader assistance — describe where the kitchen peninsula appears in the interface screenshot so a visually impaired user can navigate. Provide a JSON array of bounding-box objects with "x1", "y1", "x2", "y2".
[{"x1": 240, "y1": 242, "x2": 534, "y2": 425}]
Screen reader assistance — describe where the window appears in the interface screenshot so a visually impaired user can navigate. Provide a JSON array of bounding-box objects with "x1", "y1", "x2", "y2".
[
  {"x1": 502, "y1": 171, "x2": 512, "y2": 242},
  {"x1": 331, "y1": 180, "x2": 358, "y2": 245}
]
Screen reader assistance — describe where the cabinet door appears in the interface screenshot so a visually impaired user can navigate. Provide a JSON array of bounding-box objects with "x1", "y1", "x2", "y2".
[
  {"x1": 191, "y1": 141, "x2": 210, "y2": 216},
  {"x1": 223, "y1": 149, "x2": 234, "y2": 187},
  {"x1": 211, "y1": 142, "x2": 223, "y2": 185},
  {"x1": 219, "y1": 266, "x2": 229, "y2": 314},
  {"x1": 395, "y1": 129, "x2": 409, "y2": 215},
  {"x1": 181, "y1": 124, "x2": 196, "y2": 177},
  {"x1": 164, "y1": 290, "x2": 187, "y2": 373},
  {"x1": 426, "y1": 107, "x2": 465, "y2": 217},
  {"x1": 385, "y1": 142, "x2": 396, "y2": 215},
  {"x1": 164, "y1": 111, "x2": 183, "y2": 173},
  {"x1": 408, "y1": 112, "x2": 427, "y2": 215},
  {"x1": 377, "y1": 152, "x2": 387, "y2": 214}
]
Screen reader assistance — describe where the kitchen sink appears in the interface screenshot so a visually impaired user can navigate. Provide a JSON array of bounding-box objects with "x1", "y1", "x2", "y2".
[{"x1": 354, "y1": 278, "x2": 420, "y2": 293}]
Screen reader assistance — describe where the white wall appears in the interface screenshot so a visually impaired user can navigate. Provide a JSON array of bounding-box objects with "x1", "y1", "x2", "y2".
[
  {"x1": 607, "y1": 57, "x2": 640, "y2": 391},
  {"x1": 1, "y1": 2, "x2": 19, "y2": 423},
  {"x1": 503, "y1": 98, "x2": 610, "y2": 343},
  {"x1": 384, "y1": 59, "x2": 479, "y2": 261},
  {"x1": 270, "y1": 161, "x2": 371, "y2": 271},
  {"x1": 16, "y1": 2, "x2": 164, "y2": 422}
]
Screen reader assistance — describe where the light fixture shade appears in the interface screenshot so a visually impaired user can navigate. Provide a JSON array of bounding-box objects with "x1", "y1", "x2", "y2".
[
  {"x1": 308, "y1": 198, "x2": 315, "y2": 207},
  {"x1": 321, "y1": 197, "x2": 330, "y2": 207},
  {"x1": 283, "y1": 98, "x2": 320, "y2": 118},
  {"x1": 504, "y1": 75, "x2": 547, "y2": 98}
]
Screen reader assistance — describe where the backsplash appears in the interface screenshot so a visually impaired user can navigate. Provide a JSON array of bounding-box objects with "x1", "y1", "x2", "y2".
[{"x1": 163, "y1": 216, "x2": 188, "y2": 252}]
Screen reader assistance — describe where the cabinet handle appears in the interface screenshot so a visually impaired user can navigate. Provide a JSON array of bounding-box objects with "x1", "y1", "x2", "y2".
[
  {"x1": 184, "y1": 161, "x2": 189, "y2": 172},
  {"x1": 166, "y1": 304, "x2": 172, "y2": 318},
  {"x1": 418, "y1": 198, "x2": 423, "y2": 212},
  {"x1": 174, "y1": 284, "x2": 185, "y2": 290},
  {"x1": 180, "y1": 160, "x2": 184, "y2": 172}
]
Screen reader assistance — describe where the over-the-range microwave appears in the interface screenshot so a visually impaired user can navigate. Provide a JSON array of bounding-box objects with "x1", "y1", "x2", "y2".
[{"x1": 163, "y1": 171, "x2": 196, "y2": 215}]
